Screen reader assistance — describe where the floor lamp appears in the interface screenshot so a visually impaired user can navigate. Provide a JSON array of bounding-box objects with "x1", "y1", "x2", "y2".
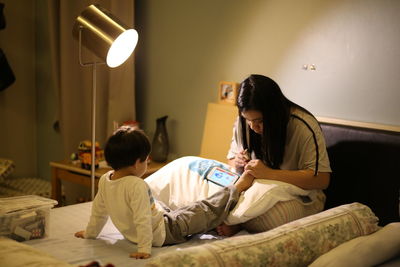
[{"x1": 73, "y1": 4, "x2": 138, "y2": 200}]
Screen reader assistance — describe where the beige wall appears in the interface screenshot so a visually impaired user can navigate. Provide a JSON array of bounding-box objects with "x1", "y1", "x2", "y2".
[{"x1": 135, "y1": 0, "x2": 400, "y2": 161}]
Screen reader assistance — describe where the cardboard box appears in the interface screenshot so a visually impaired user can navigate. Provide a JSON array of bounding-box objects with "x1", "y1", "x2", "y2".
[{"x1": 0, "y1": 195, "x2": 57, "y2": 241}]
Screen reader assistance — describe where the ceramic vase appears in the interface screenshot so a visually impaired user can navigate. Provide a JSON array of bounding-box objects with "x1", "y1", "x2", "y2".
[{"x1": 151, "y1": 116, "x2": 169, "y2": 162}]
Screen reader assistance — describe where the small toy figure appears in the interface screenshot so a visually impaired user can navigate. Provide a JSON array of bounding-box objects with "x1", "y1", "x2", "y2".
[{"x1": 78, "y1": 141, "x2": 105, "y2": 170}]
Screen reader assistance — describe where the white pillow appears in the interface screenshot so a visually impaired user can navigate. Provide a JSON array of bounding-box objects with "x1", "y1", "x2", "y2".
[
  {"x1": 225, "y1": 179, "x2": 320, "y2": 225},
  {"x1": 310, "y1": 222, "x2": 400, "y2": 267}
]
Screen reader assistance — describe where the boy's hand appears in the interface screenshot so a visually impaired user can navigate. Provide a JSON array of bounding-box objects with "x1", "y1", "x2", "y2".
[
  {"x1": 130, "y1": 252, "x2": 151, "y2": 259},
  {"x1": 74, "y1": 230, "x2": 85, "y2": 238}
]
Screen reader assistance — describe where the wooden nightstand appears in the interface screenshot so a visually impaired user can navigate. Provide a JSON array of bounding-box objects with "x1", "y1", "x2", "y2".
[{"x1": 50, "y1": 160, "x2": 168, "y2": 205}]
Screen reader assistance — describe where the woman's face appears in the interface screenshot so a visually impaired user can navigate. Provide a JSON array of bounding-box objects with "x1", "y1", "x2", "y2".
[{"x1": 241, "y1": 110, "x2": 263, "y2": 134}]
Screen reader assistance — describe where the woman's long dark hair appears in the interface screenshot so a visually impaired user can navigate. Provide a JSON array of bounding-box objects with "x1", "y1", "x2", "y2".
[{"x1": 236, "y1": 74, "x2": 311, "y2": 169}]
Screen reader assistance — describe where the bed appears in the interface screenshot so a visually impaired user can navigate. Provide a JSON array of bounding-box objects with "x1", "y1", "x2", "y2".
[{"x1": 1, "y1": 103, "x2": 399, "y2": 266}]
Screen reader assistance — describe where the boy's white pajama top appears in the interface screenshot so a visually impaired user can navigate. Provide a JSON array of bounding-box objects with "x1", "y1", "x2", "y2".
[{"x1": 84, "y1": 171, "x2": 166, "y2": 254}]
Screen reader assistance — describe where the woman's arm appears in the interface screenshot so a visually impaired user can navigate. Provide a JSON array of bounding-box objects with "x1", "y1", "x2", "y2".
[
  {"x1": 227, "y1": 117, "x2": 251, "y2": 172},
  {"x1": 245, "y1": 159, "x2": 330, "y2": 190}
]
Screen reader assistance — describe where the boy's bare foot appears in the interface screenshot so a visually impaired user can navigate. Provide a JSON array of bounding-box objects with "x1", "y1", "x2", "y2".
[
  {"x1": 216, "y1": 223, "x2": 242, "y2": 237},
  {"x1": 234, "y1": 171, "x2": 254, "y2": 193}
]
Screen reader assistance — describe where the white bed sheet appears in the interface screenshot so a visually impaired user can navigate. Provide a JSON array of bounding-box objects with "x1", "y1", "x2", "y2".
[{"x1": 25, "y1": 202, "x2": 244, "y2": 267}]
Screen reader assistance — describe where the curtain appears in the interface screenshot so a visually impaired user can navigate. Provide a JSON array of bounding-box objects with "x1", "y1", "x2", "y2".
[{"x1": 47, "y1": 0, "x2": 136, "y2": 158}]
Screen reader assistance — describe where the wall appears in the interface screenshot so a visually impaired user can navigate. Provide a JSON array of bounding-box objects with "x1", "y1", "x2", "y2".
[{"x1": 135, "y1": 0, "x2": 400, "y2": 160}]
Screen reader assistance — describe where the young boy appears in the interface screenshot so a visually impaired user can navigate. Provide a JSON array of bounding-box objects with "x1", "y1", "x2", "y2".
[{"x1": 75, "y1": 126, "x2": 254, "y2": 259}]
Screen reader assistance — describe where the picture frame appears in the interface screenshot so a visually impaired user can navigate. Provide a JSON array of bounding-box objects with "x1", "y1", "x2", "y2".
[{"x1": 218, "y1": 81, "x2": 239, "y2": 104}]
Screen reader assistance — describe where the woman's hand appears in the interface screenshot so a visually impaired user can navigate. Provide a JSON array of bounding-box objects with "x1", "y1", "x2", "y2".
[
  {"x1": 130, "y1": 252, "x2": 151, "y2": 259},
  {"x1": 74, "y1": 230, "x2": 85, "y2": 238},
  {"x1": 230, "y1": 150, "x2": 250, "y2": 172},
  {"x1": 244, "y1": 159, "x2": 271, "y2": 179}
]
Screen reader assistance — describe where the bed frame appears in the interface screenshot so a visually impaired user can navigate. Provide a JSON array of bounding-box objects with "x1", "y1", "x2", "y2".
[{"x1": 319, "y1": 118, "x2": 400, "y2": 226}]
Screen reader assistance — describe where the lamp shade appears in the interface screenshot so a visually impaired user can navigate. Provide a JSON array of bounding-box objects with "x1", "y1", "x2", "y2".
[{"x1": 72, "y1": 4, "x2": 138, "y2": 68}]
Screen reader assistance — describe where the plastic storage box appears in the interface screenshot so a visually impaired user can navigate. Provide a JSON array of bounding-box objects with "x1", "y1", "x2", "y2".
[{"x1": 0, "y1": 195, "x2": 57, "y2": 241}]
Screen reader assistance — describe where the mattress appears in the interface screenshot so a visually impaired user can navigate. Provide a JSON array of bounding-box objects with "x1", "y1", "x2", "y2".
[{"x1": 25, "y1": 201, "x2": 239, "y2": 267}]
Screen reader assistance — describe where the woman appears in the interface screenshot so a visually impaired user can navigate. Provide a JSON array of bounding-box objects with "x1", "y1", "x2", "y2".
[{"x1": 217, "y1": 74, "x2": 332, "y2": 236}]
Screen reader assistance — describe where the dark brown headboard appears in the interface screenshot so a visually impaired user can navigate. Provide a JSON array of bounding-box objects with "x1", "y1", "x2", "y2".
[{"x1": 318, "y1": 118, "x2": 400, "y2": 226}]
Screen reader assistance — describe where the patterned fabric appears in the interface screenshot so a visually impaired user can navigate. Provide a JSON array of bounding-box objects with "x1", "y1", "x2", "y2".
[
  {"x1": 0, "y1": 158, "x2": 52, "y2": 198},
  {"x1": 0, "y1": 177, "x2": 51, "y2": 198},
  {"x1": 0, "y1": 158, "x2": 15, "y2": 182},
  {"x1": 242, "y1": 190, "x2": 325, "y2": 233},
  {"x1": 144, "y1": 203, "x2": 379, "y2": 267},
  {"x1": 188, "y1": 158, "x2": 231, "y2": 177}
]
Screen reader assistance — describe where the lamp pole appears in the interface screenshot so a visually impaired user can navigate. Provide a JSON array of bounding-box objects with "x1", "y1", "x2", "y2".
[
  {"x1": 90, "y1": 62, "x2": 97, "y2": 200},
  {"x1": 78, "y1": 27, "x2": 104, "y2": 200}
]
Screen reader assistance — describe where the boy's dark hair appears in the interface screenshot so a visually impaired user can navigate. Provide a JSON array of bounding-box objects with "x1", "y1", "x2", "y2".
[{"x1": 105, "y1": 126, "x2": 151, "y2": 170}]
